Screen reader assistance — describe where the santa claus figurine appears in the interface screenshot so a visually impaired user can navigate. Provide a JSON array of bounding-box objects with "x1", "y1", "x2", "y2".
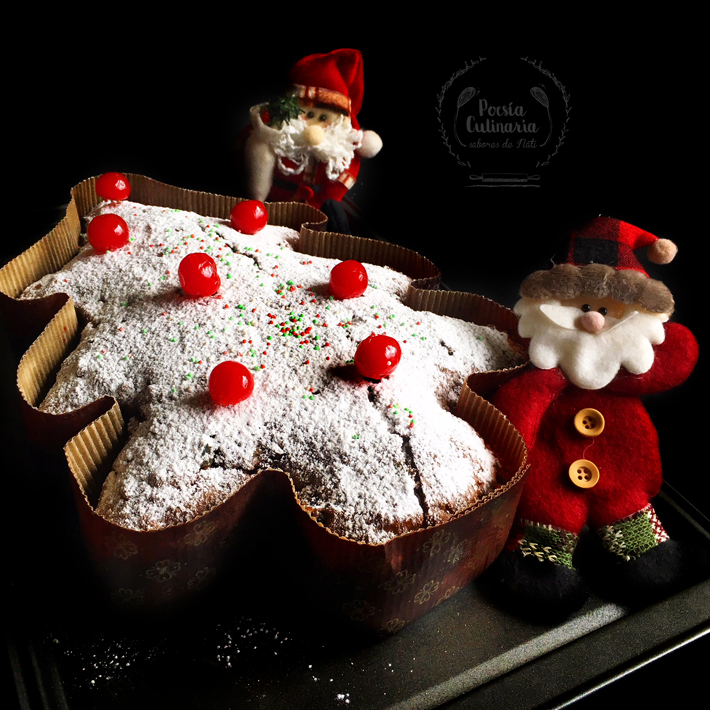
[
  {"x1": 487, "y1": 217, "x2": 704, "y2": 616},
  {"x1": 243, "y1": 48, "x2": 382, "y2": 233}
]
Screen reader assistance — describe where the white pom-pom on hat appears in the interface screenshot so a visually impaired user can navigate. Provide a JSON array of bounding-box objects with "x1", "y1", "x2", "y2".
[
  {"x1": 357, "y1": 130, "x2": 383, "y2": 159},
  {"x1": 648, "y1": 238, "x2": 678, "y2": 265}
]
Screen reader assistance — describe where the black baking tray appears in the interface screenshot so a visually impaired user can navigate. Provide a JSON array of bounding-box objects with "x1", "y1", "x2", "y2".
[
  {"x1": 2, "y1": 205, "x2": 709, "y2": 710},
  {"x1": 4, "y1": 477, "x2": 709, "y2": 710}
]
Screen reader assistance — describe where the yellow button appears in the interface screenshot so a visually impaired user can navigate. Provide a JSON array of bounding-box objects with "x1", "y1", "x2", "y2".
[
  {"x1": 568, "y1": 459, "x2": 600, "y2": 489},
  {"x1": 574, "y1": 408, "x2": 605, "y2": 438}
]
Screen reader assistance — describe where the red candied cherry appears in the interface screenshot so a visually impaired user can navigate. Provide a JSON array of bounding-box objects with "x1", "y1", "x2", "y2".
[
  {"x1": 355, "y1": 334, "x2": 402, "y2": 380},
  {"x1": 96, "y1": 172, "x2": 131, "y2": 201},
  {"x1": 178, "y1": 253, "x2": 221, "y2": 297},
  {"x1": 330, "y1": 260, "x2": 368, "y2": 300},
  {"x1": 209, "y1": 361, "x2": 254, "y2": 405},
  {"x1": 87, "y1": 214, "x2": 130, "y2": 253},
  {"x1": 230, "y1": 200, "x2": 268, "y2": 234}
]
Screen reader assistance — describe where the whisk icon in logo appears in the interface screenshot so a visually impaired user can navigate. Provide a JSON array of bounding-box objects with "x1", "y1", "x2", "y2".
[
  {"x1": 529, "y1": 86, "x2": 552, "y2": 147},
  {"x1": 437, "y1": 57, "x2": 570, "y2": 187}
]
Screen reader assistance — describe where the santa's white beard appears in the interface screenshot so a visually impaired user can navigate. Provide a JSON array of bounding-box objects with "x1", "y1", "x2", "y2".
[
  {"x1": 258, "y1": 112, "x2": 362, "y2": 180},
  {"x1": 515, "y1": 298, "x2": 668, "y2": 389}
]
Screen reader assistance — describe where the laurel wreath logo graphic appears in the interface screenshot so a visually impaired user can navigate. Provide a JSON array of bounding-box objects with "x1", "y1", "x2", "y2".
[{"x1": 436, "y1": 57, "x2": 571, "y2": 179}]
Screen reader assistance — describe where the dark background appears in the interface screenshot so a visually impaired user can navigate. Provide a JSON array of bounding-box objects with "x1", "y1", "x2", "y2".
[{"x1": 4, "y1": 31, "x2": 707, "y2": 707}]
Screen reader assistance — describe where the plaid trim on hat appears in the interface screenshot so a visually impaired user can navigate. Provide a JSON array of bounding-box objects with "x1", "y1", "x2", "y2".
[{"x1": 291, "y1": 84, "x2": 351, "y2": 115}]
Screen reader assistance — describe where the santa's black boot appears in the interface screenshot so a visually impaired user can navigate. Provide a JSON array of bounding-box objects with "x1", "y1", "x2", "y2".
[
  {"x1": 483, "y1": 550, "x2": 590, "y2": 621},
  {"x1": 320, "y1": 199, "x2": 350, "y2": 234},
  {"x1": 481, "y1": 522, "x2": 589, "y2": 621},
  {"x1": 593, "y1": 506, "x2": 710, "y2": 605}
]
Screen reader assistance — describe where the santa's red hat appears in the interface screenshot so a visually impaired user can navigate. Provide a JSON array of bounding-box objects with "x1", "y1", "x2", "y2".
[
  {"x1": 567, "y1": 217, "x2": 678, "y2": 276},
  {"x1": 520, "y1": 217, "x2": 677, "y2": 314},
  {"x1": 288, "y1": 49, "x2": 365, "y2": 128}
]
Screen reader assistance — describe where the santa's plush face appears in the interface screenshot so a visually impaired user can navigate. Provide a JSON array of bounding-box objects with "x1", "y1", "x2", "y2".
[
  {"x1": 257, "y1": 102, "x2": 362, "y2": 180},
  {"x1": 298, "y1": 104, "x2": 351, "y2": 151},
  {"x1": 515, "y1": 295, "x2": 669, "y2": 389}
]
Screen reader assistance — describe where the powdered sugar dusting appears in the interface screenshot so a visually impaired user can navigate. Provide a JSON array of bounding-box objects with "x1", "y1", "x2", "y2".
[{"x1": 22, "y1": 201, "x2": 524, "y2": 542}]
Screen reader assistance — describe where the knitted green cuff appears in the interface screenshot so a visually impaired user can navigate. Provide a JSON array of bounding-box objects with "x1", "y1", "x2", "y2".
[
  {"x1": 516, "y1": 520, "x2": 578, "y2": 569},
  {"x1": 596, "y1": 505, "x2": 669, "y2": 561}
]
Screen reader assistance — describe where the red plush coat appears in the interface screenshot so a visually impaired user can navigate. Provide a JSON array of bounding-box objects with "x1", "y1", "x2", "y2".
[
  {"x1": 491, "y1": 322, "x2": 698, "y2": 533},
  {"x1": 267, "y1": 154, "x2": 361, "y2": 209}
]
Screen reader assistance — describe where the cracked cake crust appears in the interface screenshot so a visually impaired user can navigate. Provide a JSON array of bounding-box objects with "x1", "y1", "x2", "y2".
[{"x1": 21, "y1": 200, "x2": 524, "y2": 543}]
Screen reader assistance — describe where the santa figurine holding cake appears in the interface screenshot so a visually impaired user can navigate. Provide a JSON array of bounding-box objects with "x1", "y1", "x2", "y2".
[
  {"x1": 242, "y1": 48, "x2": 382, "y2": 233},
  {"x1": 486, "y1": 217, "x2": 705, "y2": 616}
]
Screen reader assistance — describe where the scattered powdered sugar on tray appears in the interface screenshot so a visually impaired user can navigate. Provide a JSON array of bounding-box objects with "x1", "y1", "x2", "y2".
[
  {"x1": 49, "y1": 631, "x2": 165, "y2": 695},
  {"x1": 21, "y1": 200, "x2": 525, "y2": 542},
  {"x1": 211, "y1": 617, "x2": 293, "y2": 668}
]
